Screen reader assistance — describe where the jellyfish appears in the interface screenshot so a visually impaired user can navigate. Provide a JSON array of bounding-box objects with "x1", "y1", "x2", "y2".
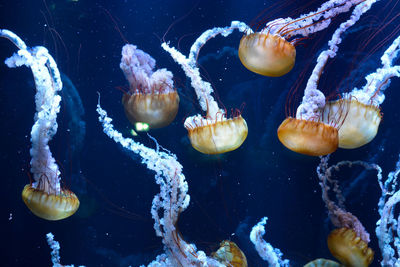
[
  {"x1": 304, "y1": 258, "x2": 341, "y2": 267},
  {"x1": 316, "y1": 156, "x2": 377, "y2": 266},
  {"x1": 322, "y1": 34, "x2": 400, "y2": 149},
  {"x1": 278, "y1": 0, "x2": 377, "y2": 156},
  {"x1": 97, "y1": 97, "x2": 230, "y2": 266},
  {"x1": 211, "y1": 240, "x2": 248, "y2": 267},
  {"x1": 238, "y1": 0, "x2": 366, "y2": 77},
  {"x1": 0, "y1": 29, "x2": 79, "y2": 220},
  {"x1": 162, "y1": 21, "x2": 250, "y2": 154},
  {"x1": 120, "y1": 44, "x2": 179, "y2": 129}
]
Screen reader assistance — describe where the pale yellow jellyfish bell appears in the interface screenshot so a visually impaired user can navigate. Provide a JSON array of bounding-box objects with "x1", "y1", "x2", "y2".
[
  {"x1": 323, "y1": 98, "x2": 381, "y2": 149},
  {"x1": 239, "y1": 32, "x2": 296, "y2": 77},
  {"x1": 122, "y1": 91, "x2": 179, "y2": 129},
  {"x1": 186, "y1": 115, "x2": 248, "y2": 155}
]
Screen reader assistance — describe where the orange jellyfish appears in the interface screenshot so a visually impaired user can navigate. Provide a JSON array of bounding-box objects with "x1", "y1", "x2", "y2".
[
  {"x1": 185, "y1": 112, "x2": 248, "y2": 154},
  {"x1": 212, "y1": 240, "x2": 248, "y2": 267},
  {"x1": 277, "y1": 1, "x2": 377, "y2": 156},
  {"x1": 120, "y1": 44, "x2": 179, "y2": 129},
  {"x1": 162, "y1": 23, "x2": 249, "y2": 154},
  {"x1": 327, "y1": 228, "x2": 374, "y2": 267},
  {"x1": 239, "y1": 0, "x2": 365, "y2": 77},
  {"x1": 239, "y1": 31, "x2": 296, "y2": 77},
  {"x1": 1, "y1": 29, "x2": 79, "y2": 220},
  {"x1": 317, "y1": 157, "x2": 378, "y2": 267}
]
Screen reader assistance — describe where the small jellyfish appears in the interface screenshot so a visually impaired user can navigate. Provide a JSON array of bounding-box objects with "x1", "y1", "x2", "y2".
[
  {"x1": 304, "y1": 258, "x2": 341, "y2": 267},
  {"x1": 212, "y1": 240, "x2": 248, "y2": 267},
  {"x1": 120, "y1": 44, "x2": 179, "y2": 129}
]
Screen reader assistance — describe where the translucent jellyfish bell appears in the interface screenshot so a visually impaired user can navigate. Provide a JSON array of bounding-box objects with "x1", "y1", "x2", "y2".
[
  {"x1": 122, "y1": 91, "x2": 179, "y2": 129},
  {"x1": 323, "y1": 99, "x2": 381, "y2": 149},
  {"x1": 212, "y1": 240, "x2": 248, "y2": 267},
  {"x1": 239, "y1": 32, "x2": 296, "y2": 77},
  {"x1": 120, "y1": 44, "x2": 179, "y2": 129},
  {"x1": 186, "y1": 114, "x2": 248, "y2": 154}
]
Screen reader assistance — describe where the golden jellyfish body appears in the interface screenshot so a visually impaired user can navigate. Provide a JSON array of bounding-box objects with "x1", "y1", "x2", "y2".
[
  {"x1": 277, "y1": 117, "x2": 339, "y2": 156},
  {"x1": 22, "y1": 184, "x2": 80, "y2": 221},
  {"x1": 323, "y1": 99, "x2": 381, "y2": 149},
  {"x1": 122, "y1": 91, "x2": 179, "y2": 129},
  {"x1": 186, "y1": 115, "x2": 248, "y2": 154},
  {"x1": 304, "y1": 259, "x2": 342, "y2": 267},
  {"x1": 212, "y1": 240, "x2": 248, "y2": 267},
  {"x1": 327, "y1": 228, "x2": 374, "y2": 267},
  {"x1": 238, "y1": 33, "x2": 296, "y2": 77}
]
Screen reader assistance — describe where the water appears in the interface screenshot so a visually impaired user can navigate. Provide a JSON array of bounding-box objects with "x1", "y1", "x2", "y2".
[{"x1": 0, "y1": 0, "x2": 399, "y2": 266}]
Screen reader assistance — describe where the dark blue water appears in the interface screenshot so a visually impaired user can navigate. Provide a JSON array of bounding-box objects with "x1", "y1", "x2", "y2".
[{"x1": 1, "y1": 0, "x2": 399, "y2": 266}]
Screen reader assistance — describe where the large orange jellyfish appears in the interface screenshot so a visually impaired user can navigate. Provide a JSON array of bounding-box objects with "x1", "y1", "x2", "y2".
[
  {"x1": 239, "y1": 0, "x2": 365, "y2": 77},
  {"x1": 162, "y1": 22, "x2": 249, "y2": 154},
  {"x1": 0, "y1": 29, "x2": 79, "y2": 220},
  {"x1": 278, "y1": 1, "x2": 376, "y2": 156},
  {"x1": 120, "y1": 44, "x2": 179, "y2": 129}
]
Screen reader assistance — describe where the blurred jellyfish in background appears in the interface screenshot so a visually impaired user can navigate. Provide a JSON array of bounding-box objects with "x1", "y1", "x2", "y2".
[{"x1": 60, "y1": 73, "x2": 86, "y2": 190}]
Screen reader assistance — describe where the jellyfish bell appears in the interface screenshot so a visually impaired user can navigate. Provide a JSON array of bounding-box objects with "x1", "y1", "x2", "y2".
[
  {"x1": 304, "y1": 258, "x2": 341, "y2": 267},
  {"x1": 22, "y1": 184, "x2": 79, "y2": 221},
  {"x1": 322, "y1": 98, "x2": 381, "y2": 149},
  {"x1": 238, "y1": 32, "x2": 296, "y2": 77},
  {"x1": 122, "y1": 90, "x2": 179, "y2": 129},
  {"x1": 120, "y1": 44, "x2": 179, "y2": 129},
  {"x1": 185, "y1": 113, "x2": 248, "y2": 155},
  {"x1": 277, "y1": 117, "x2": 338, "y2": 156},
  {"x1": 327, "y1": 228, "x2": 374, "y2": 267},
  {"x1": 212, "y1": 240, "x2": 248, "y2": 267}
]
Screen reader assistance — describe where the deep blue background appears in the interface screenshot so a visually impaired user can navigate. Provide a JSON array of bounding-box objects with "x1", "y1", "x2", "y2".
[{"x1": 0, "y1": 0, "x2": 399, "y2": 266}]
